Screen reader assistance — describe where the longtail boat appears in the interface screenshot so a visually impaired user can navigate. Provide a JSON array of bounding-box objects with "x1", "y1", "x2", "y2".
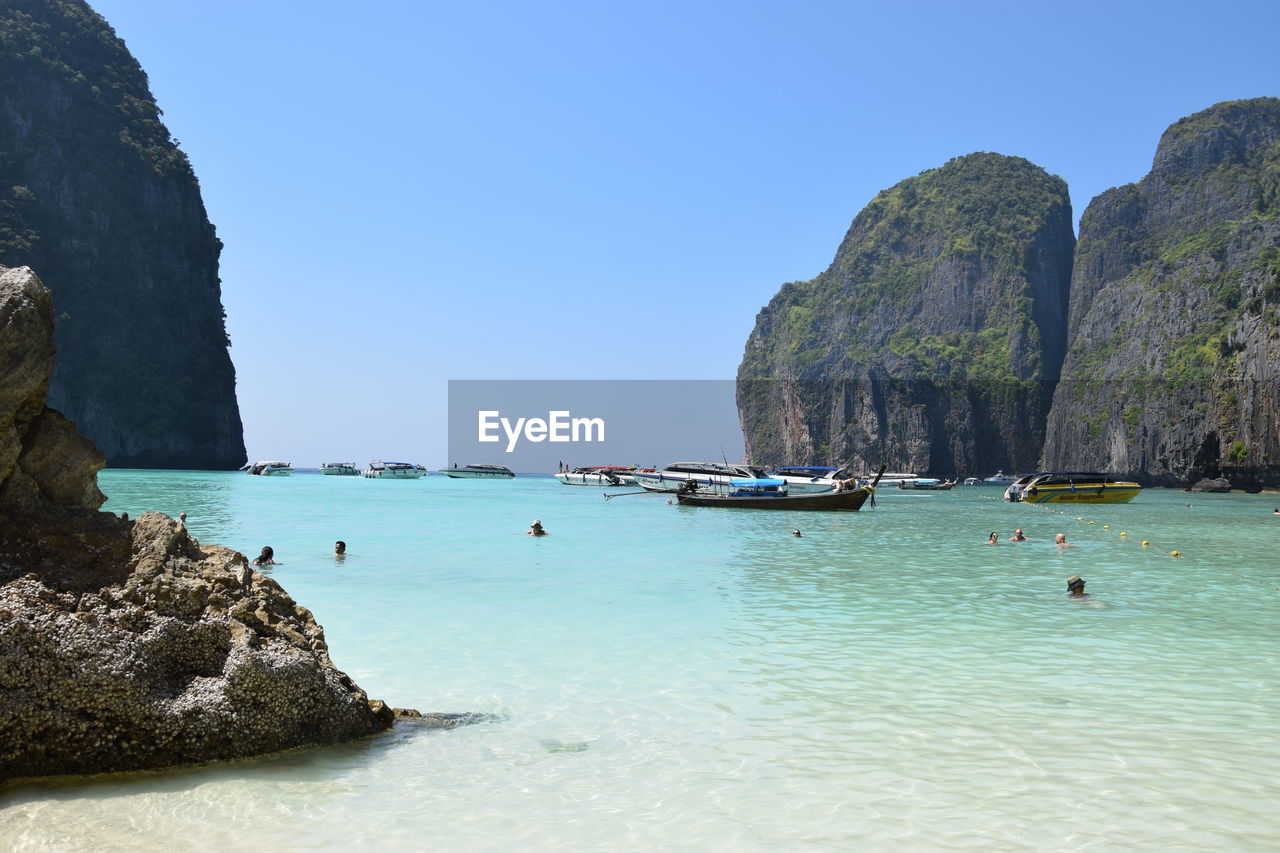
[{"x1": 674, "y1": 476, "x2": 876, "y2": 511}]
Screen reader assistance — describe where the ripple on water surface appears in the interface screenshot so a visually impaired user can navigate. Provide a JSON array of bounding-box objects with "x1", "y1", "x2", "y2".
[{"x1": 2, "y1": 474, "x2": 1278, "y2": 850}]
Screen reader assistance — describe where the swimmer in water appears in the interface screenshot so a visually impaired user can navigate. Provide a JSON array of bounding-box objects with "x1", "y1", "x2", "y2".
[{"x1": 527, "y1": 520, "x2": 549, "y2": 536}]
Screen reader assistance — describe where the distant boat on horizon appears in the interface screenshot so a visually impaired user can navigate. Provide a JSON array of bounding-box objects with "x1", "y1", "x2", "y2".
[
  {"x1": 361, "y1": 461, "x2": 425, "y2": 479},
  {"x1": 243, "y1": 460, "x2": 292, "y2": 476},
  {"x1": 443, "y1": 464, "x2": 515, "y2": 479}
]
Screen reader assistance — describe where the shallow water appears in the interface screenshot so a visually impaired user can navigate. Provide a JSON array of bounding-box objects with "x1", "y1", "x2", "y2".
[{"x1": 3, "y1": 472, "x2": 1278, "y2": 850}]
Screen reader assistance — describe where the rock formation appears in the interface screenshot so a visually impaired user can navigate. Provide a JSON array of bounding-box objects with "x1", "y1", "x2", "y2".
[
  {"x1": 737, "y1": 153, "x2": 1074, "y2": 476},
  {"x1": 1042, "y1": 98, "x2": 1280, "y2": 488},
  {"x1": 0, "y1": 0, "x2": 245, "y2": 468},
  {"x1": 0, "y1": 266, "x2": 391, "y2": 785}
]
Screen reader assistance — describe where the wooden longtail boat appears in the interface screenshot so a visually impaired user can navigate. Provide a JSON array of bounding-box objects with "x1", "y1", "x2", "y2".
[{"x1": 674, "y1": 467, "x2": 884, "y2": 511}]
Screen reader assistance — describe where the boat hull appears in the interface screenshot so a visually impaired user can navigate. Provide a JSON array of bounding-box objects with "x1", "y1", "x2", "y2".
[
  {"x1": 676, "y1": 487, "x2": 873, "y2": 510},
  {"x1": 320, "y1": 466, "x2": 357, "y2": 476},
  {"x1": 555, "y1": 472, "x2": 636, "y2": 486},
  {"x1": 633, "y1": 471, "x2": 739, "y2": 493},
  {"x1": 771, "y1": 476, "x2": 839, "y2": 494},
  {"x1": 1017, "y1": 483, "x2": 1141, "y2": 504},
  {"x1": 444, "y1": 469, "x2": 514, "y2": 479},
  {"x1": 362, "y1": 468, "x2": 423, "y2": 479}
]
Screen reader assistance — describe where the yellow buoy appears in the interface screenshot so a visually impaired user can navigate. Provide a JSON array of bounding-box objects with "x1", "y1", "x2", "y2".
[
  {"x1": 1103, "y1": 525, "x2": 1110, "y2": 529},
  {"x1": 1088, "y1": 521, "x2": 1095, "y2": 525},
  {"x1": 1076, "y1": 517, "x2": 1083, "y2": 521},
  {"x1": 1141, "y1": 541, "x2": 1150, "y2": 546},
  {"x1": 1120, "y1": 532, "x2": 1127, "y2": 536},
  {"x1": 1170, "y1": 550, "x2": 1181, "y2": 557}
]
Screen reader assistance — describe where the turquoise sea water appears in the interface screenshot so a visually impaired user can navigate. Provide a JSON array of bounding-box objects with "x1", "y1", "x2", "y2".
[{"x1": 2, "y1": 471, "x2": 1278, "y2": 851}]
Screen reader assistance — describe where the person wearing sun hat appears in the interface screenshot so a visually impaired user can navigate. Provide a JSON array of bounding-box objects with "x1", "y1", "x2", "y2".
[
  {"x1": 527, "y1": 520, "x2": 549, "y2": 536},
  {"x1": 1066, "y1": 575, "x2": 1088, "y2": 598}
]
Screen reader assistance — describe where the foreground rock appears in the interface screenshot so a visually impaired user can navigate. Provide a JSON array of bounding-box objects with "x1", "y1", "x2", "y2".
[{"x1": 0, "y1": 267, "x2": 389, "y2": 785}]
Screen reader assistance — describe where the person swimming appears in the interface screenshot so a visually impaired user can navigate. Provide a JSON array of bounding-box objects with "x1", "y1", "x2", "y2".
[
  {"x1": 792, "y1": 529, "x2": 802, "y2": 538},
  {"x1": 1055, "y1": 533, "x2": 1074, "y2": 548},
  {"x1": 334, "y1": 540, "x2": 346, "y2": 556},
  {"x1": 1008, "y1": 528, "x2": 1027, "y2": 541},
  {"x1": 986, "y1": 532, "x2": 999, "y2": 545},
  {"x1": 252, "y1": 546, "x2": 277, "y2": 565},
  {"x1": 527, "y1": 520, "x2": 549, "y2": 536}
]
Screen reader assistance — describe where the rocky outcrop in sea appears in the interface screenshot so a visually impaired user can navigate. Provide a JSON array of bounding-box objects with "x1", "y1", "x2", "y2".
[
  {"x1": 737, "y1": 100, "x2": 1280, "y2": 487},
  {"x1": 1042, "y1": 98, "x2": 1280, "y2": 488},
  {"x1": 0, "y1": 0, "x2": 245, "y2": 468},
  {"x1": 0, "y1": 266, "x2": 391, "y2": 785},
  {"x1": 737, "y1": 153, "x2": 1074, "y2": 476}
]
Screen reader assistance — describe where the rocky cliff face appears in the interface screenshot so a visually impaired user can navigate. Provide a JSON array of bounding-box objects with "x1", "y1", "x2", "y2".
[
  {"x1": 0, "y1": 0, "x2": 245, "y2": 468},
  {"x1": 0, "y1": 266, "x2": 393, "y2": 785},
  {"x1": 1042, "y1": 98, "x2": 1280, "y2": 487},
  {"x1": 737, "y1": 153, "x2": 1074, "y2": 476}
]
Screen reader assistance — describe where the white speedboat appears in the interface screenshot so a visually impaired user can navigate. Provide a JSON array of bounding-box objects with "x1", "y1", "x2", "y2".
[
  {"x1": 633, "y1": 462, "x2": 769, "y2": 493},
  {"x1": 984, "y1": 471, "x2": 1018, "y2": 485},
  {"x1": 859, "y1": 472, "x2": 917, "y2": 488},
  {"x1": 767, "y1": 466, "x2": 843, "y2": 494},
  {"x1": 243, "y1": 460, "x2": 292, "y2": 476},
  {"x1": 555, "y1": 466, "x2": 637, "y2": 486},
  {"x1": 362, "y1": 461, "x2": 425, "y2": 479},
  {"x1": 320, "y1": 462, "x2": 358, "y2": 476},
  {"x1": 896, "y1": 477, "x2": 956, "y2": 491},
  {"x1": 443, "y1": 464, "x2": 515, "y2": 479}
]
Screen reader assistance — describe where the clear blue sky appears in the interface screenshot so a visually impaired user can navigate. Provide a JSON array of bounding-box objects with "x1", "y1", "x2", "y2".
[{"x1": 88, "y1": 0, "x2": 1279, "y2": 467}]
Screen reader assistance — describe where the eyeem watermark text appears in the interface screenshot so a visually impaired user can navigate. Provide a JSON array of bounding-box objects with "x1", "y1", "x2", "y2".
[{"x1": 478, "y1": 410, "x2": 605, "y2": 452}]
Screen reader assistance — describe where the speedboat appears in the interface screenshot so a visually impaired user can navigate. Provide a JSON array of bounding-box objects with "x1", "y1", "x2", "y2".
[
  {"x1": 963, "y1": 477, "x2": 981, "y2": 486},
  {"x1": 1004, "y1": 472, "x2": 1141, "y2": 504},
  {"x1": 984, "y1": 471, "x2": 1018, "y2": 485},
  {"x1": 443, "y1": 464, "x2": 515, "y2": 479},
  {"x1": 897, "y1": 477, "x2": 956, "y2": 491},
  {"x1": 767, "y1": 466, "x2": 843, "y2": 494},
  {"x1": 243, "y1": 460, "x2": 292, "y2": 476},
  {"x1": 555, "y1": 466, "x2": 637, "y2": 486},
  {"x1": 632, "y1": 461, "x2": 768, "y2": 493},
  {"x1": 320, "y1": 462, "x2": 358, "y2": 476},
  {"x1": 860, "y1": 472, "x2": 917, "y2": 487},
  {"x1": 362, "y1": 461, "x2": 425, "y2": 479}
]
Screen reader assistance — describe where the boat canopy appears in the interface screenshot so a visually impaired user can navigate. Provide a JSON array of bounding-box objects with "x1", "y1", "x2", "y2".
[
  {"x1": 730, "y1": 478, "x2": 785, "y2": 488},
  {"x1": 774, "y1": 466, "x2": 837, "y2": 473}
]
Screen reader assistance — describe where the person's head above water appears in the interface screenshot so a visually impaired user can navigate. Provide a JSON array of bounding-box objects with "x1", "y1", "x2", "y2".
[
  {"x1": 792, "y1": 529, "x2": 802, "y2": 537},
  {"x1": 987, "y1": 532, "x2": 999, "y2": 544},
  {"x1": 335, "y1": 540, "x2": 346, "y2": 555},
  {"x1": 1067, "y1": 575, "x2": 1086, "y2": 593}
]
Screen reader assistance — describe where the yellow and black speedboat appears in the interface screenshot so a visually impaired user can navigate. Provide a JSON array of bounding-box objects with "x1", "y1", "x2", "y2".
[{"x1": 1004, "y1": 472, "x2": 1141, "y2": 504}]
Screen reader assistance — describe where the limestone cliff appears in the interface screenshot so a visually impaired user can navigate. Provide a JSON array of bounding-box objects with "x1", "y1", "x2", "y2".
[
  {"x1": 0, "y1": 266, "x2": 392, "y2": 785},
  {"x1": 1042, "y1": 98, "x2": 1280, "y2": 487},
  {"x1": 737, "y1": 153, "x2": 1074, "y2": 476},
  {"x1": 0, "y1": 0, "x2": 245, "y2": 468}
]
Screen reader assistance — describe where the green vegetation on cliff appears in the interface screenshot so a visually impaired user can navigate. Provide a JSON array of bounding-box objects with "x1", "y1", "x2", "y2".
[
  {"x1": 0, "y1": 0, "x2": 244, "y2": 468},
  {"x1": 745, "y1": 153, "x2": 1071, "y2": 385},
  {"x1": 738, "y1": 152, "x2": 1074, "y2": 474},
  {"x1": 1045, "y1": 97, "x2": 1280, "y2": 486}
]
